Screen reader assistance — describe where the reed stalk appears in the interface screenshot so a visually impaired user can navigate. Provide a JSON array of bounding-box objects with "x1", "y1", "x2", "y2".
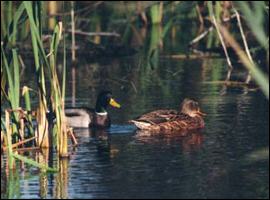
[
  {"x1": 48, "y1": 1, "x2": 57, "y2": 30},
  {"x1": 233, "y1": 8, "x2": 254, "y2": 84},
  {"x1": 2, "y1": 136, "x2": 36, "y2": 151},
  {"x1": 150, "y1": 2, "x2": 163, "y2": 24},
  {"x1": 5, "y1": 110, "x2": 14, "y2": 169},
  {"x1": 22, "y1": 86, "x2": 34, "y2": 137},
  {"x1": 24, "y1": 1, "x2": 70, "y2": 156},
  {"x1": 12, "y1": 153, "x2": 57, "y2": 172},
  {"x1": 71, "y1": 1, "x2": 76, "y2": 61},
  {"x1": 1, "y1": 46, "x2": 21, "y2": 140},
  {"x1": 7, "y1": 1, "x2": 12, "y2": 37},
  {"x1": 24, "y1": 1, "x2": 50, "y2": 148},
  {"x1": 235, "y1": 1, "x2": 269, "y2": 50},
  {"x1": 48, "y1": 20, "x2": 69, "y2": 157},
  {"x1": 1, "y1": 1, "x2": 7, "y2": 37},
  {"x1": 1, "y1": 2, "x2": 72, "y2": 173},
  {"x1": 218, "y1": 25, "x2": 269, "y2": 99},
  {"x1": 208, "y1": 2, "x2": 233, "y2": 82}
]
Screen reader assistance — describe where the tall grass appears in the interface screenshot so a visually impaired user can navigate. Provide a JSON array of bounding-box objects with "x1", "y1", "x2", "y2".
[
  {"x1": 48, "y1": 20, "x2": 68, "y2": 157},
  {"x1": 207, "y1": 1, "x2": 269, "y2": 99},
  {"x1": 150, "y1": 2, "x2": 163, "y2": 24},
  {"x1": 24, "y1": 1, "x2": 68, "y2": 156},
  {"x1": 24, "y1": 1, "x2": 50, "y2": 148},
  {"x1": 1, "y1": 46, "x2": 21, "y2": 141},
  {"x1": 22, "y1": 86, "x2": 34, "y2": 137},
  {"x1": 1, "y1": 1, "x2": 69, "y2": 171}
]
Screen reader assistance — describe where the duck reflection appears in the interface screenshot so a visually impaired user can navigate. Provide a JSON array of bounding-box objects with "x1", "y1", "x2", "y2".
[
  {"x1": 135, "y1": 130, "x2": 204, "y2": 152},
  {"x1": 73, "y1": 128, "x2": 120, "y2": 159}
]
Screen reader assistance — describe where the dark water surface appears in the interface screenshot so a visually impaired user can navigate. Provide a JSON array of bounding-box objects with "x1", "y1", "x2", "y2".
[{"x1": 1, "y1": 54, "x2": 269, "y2": 199}]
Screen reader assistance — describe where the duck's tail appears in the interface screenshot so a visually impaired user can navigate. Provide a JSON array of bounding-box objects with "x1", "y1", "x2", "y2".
[{"x1": 129, "y1": 120, "x2": 152, "y2": 130}]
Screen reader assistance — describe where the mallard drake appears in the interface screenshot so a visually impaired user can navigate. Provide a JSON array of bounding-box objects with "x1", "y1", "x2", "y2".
[
  {"x1": 65, "y1": 91, "x2": 120, "y2": 128},
  {"x1": 130, "y1": 98, "x2": 206, "y2": 133}
]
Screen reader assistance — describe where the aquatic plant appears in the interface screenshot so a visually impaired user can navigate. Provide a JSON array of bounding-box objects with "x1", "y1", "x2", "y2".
[
  {"x1": 207, "y1": 1, "x2": 269, "y2": 99},
  {"x1": 1, "y1": 1, "x2": 70, "y2": 172}
]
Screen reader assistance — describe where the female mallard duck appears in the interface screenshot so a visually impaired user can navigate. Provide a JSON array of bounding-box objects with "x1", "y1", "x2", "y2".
[
  {"x1": 65, "y1": 91, "x2": 120, "y2": 128},
  {"x1": 130, "y1": 98, "x2": 206, "y2": 133}
]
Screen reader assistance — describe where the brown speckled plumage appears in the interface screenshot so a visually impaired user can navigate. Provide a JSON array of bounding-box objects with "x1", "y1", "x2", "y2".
[
  {"x1": 130, "y1": 99, "x2": 205, "y2": 134},
  {"x1": 143, "y1": 113, "x2": 205, "y2": 132}
]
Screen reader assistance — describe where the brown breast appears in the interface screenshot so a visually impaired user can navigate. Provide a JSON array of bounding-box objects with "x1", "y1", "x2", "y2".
[{"x1": 92, "y1": 114, "x2": 111, "y2": 128}]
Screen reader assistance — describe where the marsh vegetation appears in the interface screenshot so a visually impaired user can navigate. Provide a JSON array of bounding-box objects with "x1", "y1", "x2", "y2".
[{"x1": 1, "y1": 1, "x2": 269, "y2": 199}]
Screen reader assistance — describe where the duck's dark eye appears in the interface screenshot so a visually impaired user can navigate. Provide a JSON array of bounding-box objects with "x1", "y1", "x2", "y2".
[
  {"x1": 189, "y1": 102, "x2": 194, "y2": 109},
  {"x1": 106, "y1": 94, "x2": 112, "y2": 101}
]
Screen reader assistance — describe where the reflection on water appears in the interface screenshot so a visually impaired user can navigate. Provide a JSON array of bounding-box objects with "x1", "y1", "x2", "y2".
[
  {"x1": 1, "y1": 53, "x2": 268, "y2": 198},
  {"x1": 1, "y1": 21, "x2": 269, "y2": 200},
  {"x1": 135, "y1": 131, "x2": 204, "y2": 155}
]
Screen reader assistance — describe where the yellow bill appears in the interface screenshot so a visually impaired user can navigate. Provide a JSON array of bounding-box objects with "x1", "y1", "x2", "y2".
[{"x1": 109, "y1": 98, "x2": 121, "y2": 108}]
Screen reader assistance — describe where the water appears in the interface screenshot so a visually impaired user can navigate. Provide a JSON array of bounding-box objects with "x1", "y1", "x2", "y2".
[
  {"x1": 1, "y1": 6, "x2": 269, "y2": 197},
  {"x1": 1, "y1": 54, "x2": 269, "y2": 199}
]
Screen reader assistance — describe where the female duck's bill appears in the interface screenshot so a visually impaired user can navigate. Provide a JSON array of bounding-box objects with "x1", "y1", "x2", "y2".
[
  {"x1": 65, "y1": 91, "x2": 121, "y2": 128},
  {"x1": 180, "y1": 98, "x2": 206, "y2": 117}
]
